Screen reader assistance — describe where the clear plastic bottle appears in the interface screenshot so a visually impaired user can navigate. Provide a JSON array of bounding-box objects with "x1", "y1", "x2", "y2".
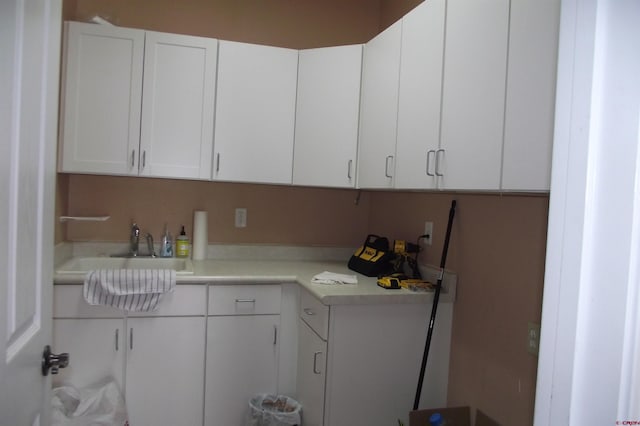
[{"x1": 160, "y1": 225, "x2": 173, "y2": 257}]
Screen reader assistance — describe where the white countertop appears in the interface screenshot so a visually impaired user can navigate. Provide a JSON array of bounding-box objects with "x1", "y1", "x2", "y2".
[
  {"x1": 53, "y1": 242, "x2": 456, "y2": 305},
  {"x1": 54, "y1": 258, "x2": 457, "y2": 306}
]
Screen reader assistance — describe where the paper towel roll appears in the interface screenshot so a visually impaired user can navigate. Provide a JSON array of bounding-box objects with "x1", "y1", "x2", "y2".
[{"x1": 192, "y1": 211, "x2": 208, "y2": 260}]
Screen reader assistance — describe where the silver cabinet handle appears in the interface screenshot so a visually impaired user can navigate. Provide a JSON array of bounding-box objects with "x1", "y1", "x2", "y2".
[
  {"x1": 131, "y1": 150, "x2": 136, "y2": 169},
  {"x1": 303, "y1": 308, "x2": 315, "y2": 316},
  {"x1": 347, "y1": 159, "x2": 353, "y2": 179},
  {"x1": 115, "y1": 329, "x2": 119, "y2": 351},
  {"x1": 235, "y1": 298, "x2": 256, "y2": 303},
  {"x1": 273, "y1": 325, "x2": 278, "y2": 345},
  {"x1": 385, "y1": 155, "x2": 394, "y2": 178},
  {"x1": 141, "y1": 150, "x2": 146, "y2": 170},
  {"x1": 215, "y1": 153, "x2": 220, "y2": 173},
  {"x1": 435, "y1": 149, "x2": 445, "y2": 177},
  {"x1": 313, "y1": 351, "x2": 322, "y2": 374},
  {"x1": 129, "y1": 328, "x2": 133, "y2": 351},
  {"x1": 426, "y1": 150, "x2": 436, "y2": 177}
]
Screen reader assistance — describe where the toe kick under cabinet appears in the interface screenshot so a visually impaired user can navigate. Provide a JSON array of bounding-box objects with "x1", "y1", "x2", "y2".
[
  {"x1": 52, "y1": 284, "x2": 207, "y2": 426},
  {"x1": 297, "y1": 288, "x2": 454, "y2": 426}
]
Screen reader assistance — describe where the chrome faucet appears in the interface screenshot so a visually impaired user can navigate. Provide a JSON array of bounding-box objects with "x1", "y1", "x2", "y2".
[
  {"x1": 146, "y1": 233, "x2": 156, "y2": 258},
  {"x1": 130, "y1": 223, "x2": 140, "y2": 256}
]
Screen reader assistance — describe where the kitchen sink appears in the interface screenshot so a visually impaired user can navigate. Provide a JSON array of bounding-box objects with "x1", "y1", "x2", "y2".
[{"x1": 56, "y1": 256, "x2": 194, "y2": 275}]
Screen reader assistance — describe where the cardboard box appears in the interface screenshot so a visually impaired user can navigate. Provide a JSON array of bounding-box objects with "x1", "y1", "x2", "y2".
[{"x1": 409, "y1": 406, "x2": 499, "y2": 426}]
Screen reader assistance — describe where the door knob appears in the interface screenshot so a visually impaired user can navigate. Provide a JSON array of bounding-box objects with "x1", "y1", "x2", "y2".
[{"x1": 42, "y1": 345, "x2": 69, "y2": 376}]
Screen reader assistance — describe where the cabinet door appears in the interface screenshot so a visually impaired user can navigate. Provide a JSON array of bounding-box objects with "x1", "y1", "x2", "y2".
[
  {"x1": 59, "y1": 21, "x2": 144, "y2": 175},
  {"x1": 125, "y1": 317, "x2": 205, "y2": 426},
  {"x1": 296, "y1": 319, "x2": 326, "y2": 426},
  {"x1": 140, "y1": 31, "x2": 217, "y2": 180},
  {"x1": 439, "y1": 0, "x2": 509, "y2": 190},
  {"x1": 214, "y1": 41, "x2": 298, "y2": 184},
  {"x1": 293, "y1": 45, "x2": 363, "y2": 188},
  {"x1": 394, "y1": 0, "x2": 446, "y2": 190},
  {"x1": 52, "y1": 319, "x2": 125, "y2": 391},
  {"x1": 501, "y1": 0, "x2": 560, "y2": 191},
  {"x1": 357, "y1": 21, "x2": 402, "y2": 189},
  {"x1": 205, "y1": 315, "x2": 280, "y2": 426}
]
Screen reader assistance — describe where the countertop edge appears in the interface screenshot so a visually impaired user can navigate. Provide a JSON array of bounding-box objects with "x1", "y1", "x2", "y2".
[{"x1": 54, "y1": 259, "x2": 457, "y2": 306}]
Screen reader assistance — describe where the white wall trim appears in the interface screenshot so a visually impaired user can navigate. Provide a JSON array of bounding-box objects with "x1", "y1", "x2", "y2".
[{"x1": 535, "y1": 0, "x2": 640, "y2": 424}]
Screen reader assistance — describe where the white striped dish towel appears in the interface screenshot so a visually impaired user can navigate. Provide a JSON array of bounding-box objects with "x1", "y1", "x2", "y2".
[{"x1": 84, "y1": 269, "x2": 176, "y2": 312}]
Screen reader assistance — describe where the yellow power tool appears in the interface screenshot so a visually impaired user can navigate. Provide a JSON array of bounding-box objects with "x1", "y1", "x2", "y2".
[
  {"x1": 377, "y1": 237, "x2": 433, "y2": 291},
  {"x1": 377, "y1": 273, "x2": 435, "y2": 291}
]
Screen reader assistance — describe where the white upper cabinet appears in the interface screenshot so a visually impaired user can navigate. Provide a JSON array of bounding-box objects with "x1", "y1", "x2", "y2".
[
  {"x1": 357, "y1": 21, "x2": 402, "y2": 189},
  {"x1": 59, "y1": 22, "x2": 217, "y2": 180},
  {"x1": 139, "y1": 31, "x2": 217, "y2": 180},
  {"x1": 438, "y1": 0, "x2": 510, "y2": 190},
  {"x1": 59, "y1": 22, "x2": 144, "y2": 175},
  {"x1": 293, "y1": 44, "x2": 363, "y2": 188},
  {"x1": 214, "y1": 41, "x2": 298, "y2": 184},
  {"x1": 501, "y1": 0, "x2": 560, "y2": 191},
  {"x1": 394, "y1": 0, "x2": 446, "y2": 190}
]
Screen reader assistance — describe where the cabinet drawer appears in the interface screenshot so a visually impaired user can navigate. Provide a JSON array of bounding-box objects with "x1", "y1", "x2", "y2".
[
  {"x1": 54, "y1": 284, "x2": 207, "y2": 318},
  {"x1": 208, "y1": 284, "x2": 282, "y2": 315},
  {"x1": 299, "y1": 289, "x2": 329, "y2": 340},
  {"x1": 128, "y1": 285, "x2": 207, "y2": 317},
  {"x1": 54, "y1": 285, "x2": 124, "y2": 318}
]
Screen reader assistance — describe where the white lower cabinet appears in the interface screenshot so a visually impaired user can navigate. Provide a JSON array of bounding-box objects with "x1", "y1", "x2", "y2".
[
  {"x1": 204, "y1": 284, "x2": 282, "y2": 425},
  {"x1": 53, "y1": 280, "x2": 451, "y2": 426},
  {"x1": 296, "y1": 318, "x2": 327, "y2": 426},
  {"x1": 125, "y1": 317, "x2": 206, "y2": 426},
  {"x1": 52, "y1": 318, "x2": 125, "y2": 391},
  {"x1": 52, "y1": 285, "x2": 207, "y2": 426},
  {"x1": 297, "y1": 288, "x2": 453, "y2": 426}
]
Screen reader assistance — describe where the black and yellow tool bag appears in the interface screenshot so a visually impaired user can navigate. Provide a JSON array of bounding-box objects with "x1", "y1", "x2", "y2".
[{"x1": 348, "y1": 234, "x2": 394, "y2": 277}]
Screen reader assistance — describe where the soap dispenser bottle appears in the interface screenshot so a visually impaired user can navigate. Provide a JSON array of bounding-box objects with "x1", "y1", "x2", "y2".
[
  {"x1": 160, "y1": 225, "x2": 173, "y2": 257},
  {"x1": 176, "y1": 225, "x2": 190, "y2": 258}
]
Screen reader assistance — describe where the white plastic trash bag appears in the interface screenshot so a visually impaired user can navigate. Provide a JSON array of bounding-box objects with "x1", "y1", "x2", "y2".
[
  {"x1": 246, "y1": 394, "x2": 301, "y2": 426},
  {"x1": 51, "y1": 380, "x2": 129, "y2": 426}
]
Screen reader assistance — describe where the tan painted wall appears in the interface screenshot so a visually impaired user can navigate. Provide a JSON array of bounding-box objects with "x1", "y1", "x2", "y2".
[
  {"x1": 369, "y1": 192, "x2": 548, "y2": 425},
  {"x1": 64, "y1": 175, "x2": 370, "y2": 247},
  {"x1": 55, "y1": 1, "x2": 547, "y2": 424},
  {"x1": 69, "y1": 0, "x2": 385, "y2": 49},
  {"x1": 379, "y1": 0, "x2": 423, "y2": 30}
]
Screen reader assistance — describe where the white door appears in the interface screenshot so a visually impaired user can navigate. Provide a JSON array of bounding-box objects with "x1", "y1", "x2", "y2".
[
  {"x1": 205, "y1": 315, "x2": 280, "y2": 426},
  {"x1": 0, "y1": 0, "x2": 61, "y2": 425},
  {"x1": 296, "y1": 319, "x2": 327, "y2": 426},
  {"x1": 125, "y1": 317, "x2": 206, "y2": 426},
  {"x1": 357, "y1": 20, "x2": 402, "y2": 189},
  {"x1": 214, "y1": 41, "x2": 298, "y2": 184},
  {"x1": 394, "y1": 0, "x2": 446, "y2": 190},
  {"x1": 293, "y1": 44, "x2": 363, "y2": 188},
  {"x1": 501, "y1": 0, "x2": 560, "y2": 191},
  {"x1": 438, "y1": 0, "x2": 509, "y2": 190},
  {"x1": 58, "y1": 22, "x2": 145, "y2": 176},
  {"x1": 52, "y1": 319, "x2": 125, "y2": 391},
  {"x1": 140, "y1": 31, "x2": 217, "y2": 180}
]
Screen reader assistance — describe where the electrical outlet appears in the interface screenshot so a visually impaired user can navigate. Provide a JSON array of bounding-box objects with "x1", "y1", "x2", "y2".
[
  {"x1": 527, "y1": 322, "x2": 541, "y2": 356},
  {"x1": 235, "y1": 208, "x2": 247, "y2": 228},
  {"x1": 423, "y1": 222, "x2": 434, "y2": 246}
]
